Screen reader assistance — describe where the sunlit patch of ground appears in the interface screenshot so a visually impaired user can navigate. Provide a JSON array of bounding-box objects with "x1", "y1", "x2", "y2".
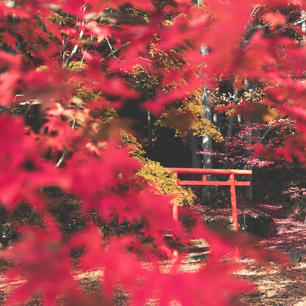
[
  {"x1": 198, "y1": 203, "x2": 306, "y2": 306},
  {"x1": 0, "y1": 202, "x2": 305, "y2": 306}
]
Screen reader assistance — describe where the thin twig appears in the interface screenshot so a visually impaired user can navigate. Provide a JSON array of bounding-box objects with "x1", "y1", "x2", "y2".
[
  {"x1": 64, "y1": 6, "x2": 87, "y2": 68},
  {"x1": 55, "y1": 148, "x2": 66, "y2": 168},
  {"x1": 55, "y1": 119, "x2": 76, "y2": 168}
]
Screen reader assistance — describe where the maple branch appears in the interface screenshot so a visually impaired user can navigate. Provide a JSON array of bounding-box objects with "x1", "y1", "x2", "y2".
[
  {"x1": 260, "y1": 126, "x2": 277, "y2": 144},
  {"x1": 55, "y1": 120, "x2": 76, "y2": 168},
  {"x1": 250, "y1": 5, "x2": 261, "y2": 18},
  {"x1": 55, "y1": 148, "x2": 66, "y2": 168},
  {"x1": 64, "y1": 6, "x2": 87, "y2": 68},
  {"x1": 81, "y1": 48, "x2": 87, "y2": 63},
  {"x1": 99, "y1": 37, "x2": 123, "y2": 62},
  {"x1": 136, "y1": 56, "x2": 152, "y2": 63},
  {"x1": 58, "y1": 35, "x2": 68, "y2": 65},
  {"x1": 104, "y1": 37, "x2": 121, "y2": 59},
  {"x1": 64, "y1": 29, "x2": 84, "y2": 68}
]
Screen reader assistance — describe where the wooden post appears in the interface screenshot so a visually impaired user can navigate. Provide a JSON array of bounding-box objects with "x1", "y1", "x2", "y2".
[
  {"x1": 173, "y1": 170, "x2": 179, "y2": 259},
  {"x1": 173, "y1": 172, "x2": 179, "y2": 222},
  {"x1": 168, "y1": 168, "x2": 252, "y2": 231},
  {"x1": 229, "y1": 173, "x2": 238, "y2": 232},
  {"x1": 173, "y1": 204, "x2": 178, "y2": 222},
  {"x1": 172, "y1": 199, "x2": 178, "y2": 259}
]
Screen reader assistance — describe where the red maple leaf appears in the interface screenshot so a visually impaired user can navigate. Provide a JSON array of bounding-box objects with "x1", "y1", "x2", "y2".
[
  {"x1": 263, "y1": 11, "x2": 286, "y2": 29},
  {"x1": 0, "y1": 115, "x2": 70, "y2": 209},
  {"x1": 1, "y1": 218, "x2": 82, "y2": 306}
]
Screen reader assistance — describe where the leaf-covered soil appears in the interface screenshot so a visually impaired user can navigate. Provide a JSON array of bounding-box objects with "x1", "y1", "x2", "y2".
[
  {"x1": 0, "y1": 202, "x2": 305, "y2": 306},
  {"x1": 199, "y1": 203, "x2": 306, "y2": 306}
]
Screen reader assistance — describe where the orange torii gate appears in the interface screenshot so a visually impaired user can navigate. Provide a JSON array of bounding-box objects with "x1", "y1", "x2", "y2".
[{"x1": 167, "y1": 168, "x2": 252, "y2": 232}]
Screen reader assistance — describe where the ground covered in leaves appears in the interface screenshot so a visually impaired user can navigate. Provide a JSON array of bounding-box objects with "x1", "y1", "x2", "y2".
[
  {"x1": 0, "y1": 202, "x2": 305, "y2": 306},
  {"x1": 199, "y1": 202, "x2": 306, "y2": 306}
]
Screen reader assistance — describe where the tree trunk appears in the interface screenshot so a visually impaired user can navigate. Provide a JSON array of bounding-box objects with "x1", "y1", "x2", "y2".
[
  {"x1": 242, "y1": 80, "x2": 254, "y2": 204},
  {"x1": 188, "y1": 131, "x2": 201, "y2": 168},
  {"x1": 225, "y1": 116, "x2": 234, "y2": 156},
  {"x1": 201, "y1": 89, "x2": 213, "y2": 204},
  {"x1": 192, "y1": 0, "x2": 213, "y2": 204},
  {"x1": 225, "y1": 89, "x2": 238, "y2": 152},
  {"x1": 147, "y1": 110, "x2": 152, "y2": 147}
]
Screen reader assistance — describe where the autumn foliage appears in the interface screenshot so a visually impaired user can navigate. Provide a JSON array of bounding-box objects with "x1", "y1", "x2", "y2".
[{"x1": 0, "y1": 0, "x2": 305, "y2": 306}]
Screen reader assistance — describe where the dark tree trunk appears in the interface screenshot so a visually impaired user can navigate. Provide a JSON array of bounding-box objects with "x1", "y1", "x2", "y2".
[
  {"x1": 201, "y1": 89, "x2": 213, "y2": 204},
  {"x1": 188, "y1": 131, "x2": 201, "y2": 168},
  {"x1": 225, "y1": 116, "x2": 234, "y2": 156},
  {"x1": 242, "y1": 80, "x2": 254, "y2": 205},
  {"x1": 147, "y1": 110, "x2": 152, "y2": 147},
  {"x1": 192, "y1": 0, "x2": 213, "y2": 204}
]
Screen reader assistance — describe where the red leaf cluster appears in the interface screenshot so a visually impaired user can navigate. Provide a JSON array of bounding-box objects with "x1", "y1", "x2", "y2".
[{"x1": 1, "y1": 0, "x2": 305, "y2": 306}]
